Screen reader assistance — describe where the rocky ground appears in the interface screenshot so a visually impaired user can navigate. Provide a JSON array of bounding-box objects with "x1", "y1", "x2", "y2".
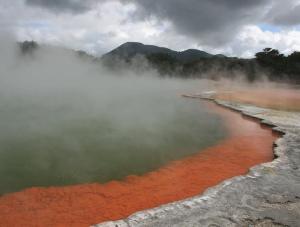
[{"x1": 95, "y1": 92, "x2": 300, "y2": 227}]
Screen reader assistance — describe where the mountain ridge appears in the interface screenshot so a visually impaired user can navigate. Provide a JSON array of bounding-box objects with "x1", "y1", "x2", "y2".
[{"x1": 102, "y1": 42, "x2": 225, "y2": 63}]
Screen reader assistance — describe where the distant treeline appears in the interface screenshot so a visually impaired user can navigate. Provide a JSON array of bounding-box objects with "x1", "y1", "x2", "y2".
[
  {"x1": 145, "y1": 53, "x2": 258, "y2": 81},
  {"x1": 143, "y1": 49, "x2": 300, "y2": 83},
  {"x1": 255, "y1": 48, "x2": 300, "y2": 82},
  {"x1": 102, "y1": 44, "x2": 300, "y2": 83},
  {"x1": 18, "y1": 41, "x2": 300, "y2": 83}
]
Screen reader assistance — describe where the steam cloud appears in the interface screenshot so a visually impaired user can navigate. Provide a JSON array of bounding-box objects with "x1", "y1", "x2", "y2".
[{"x1": 0, "y1": 37, "x2": 226, "y2": 194}]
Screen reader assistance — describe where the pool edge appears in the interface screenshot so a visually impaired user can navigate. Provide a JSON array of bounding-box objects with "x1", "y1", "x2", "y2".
[{"x1": 95, "y1": 92, "x2": 300, "y2": 227}]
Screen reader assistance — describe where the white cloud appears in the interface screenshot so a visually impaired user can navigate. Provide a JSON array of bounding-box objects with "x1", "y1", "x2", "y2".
[
  {"x1": 1, "y1": 0, "x2": 300, "y2": 57},
  {"x1": 230, "y1": 25, "x2": 300, "y2": 57},
  {"x1": 15, "y1": 1, "x2": 171, "y2": 55}
]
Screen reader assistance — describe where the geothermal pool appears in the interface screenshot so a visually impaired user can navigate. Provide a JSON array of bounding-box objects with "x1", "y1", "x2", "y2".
[
  {"x1": 0, "y1": 78, "x2": 226, "y2": 195},
  {"x1": 0, "y1": 48, "x2": 279, "y2": 226},
  {"x1": 0, "y1": 97, "x2": 278, "y2": 227}
]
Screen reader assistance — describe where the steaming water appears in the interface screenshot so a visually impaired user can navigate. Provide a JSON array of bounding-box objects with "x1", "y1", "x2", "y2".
[{"x1": 0, "y1": 46, "x2": 226, "y2": 194}]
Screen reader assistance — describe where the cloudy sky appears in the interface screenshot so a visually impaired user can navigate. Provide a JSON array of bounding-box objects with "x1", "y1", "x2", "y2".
[{"x1": 1, "y1": 0, "x2": 300, "y2": 57}]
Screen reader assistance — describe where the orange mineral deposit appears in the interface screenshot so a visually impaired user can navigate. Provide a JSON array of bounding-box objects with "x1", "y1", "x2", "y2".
[{"x1": 0, "y1": 101, "x2": 279, "y2": 227}]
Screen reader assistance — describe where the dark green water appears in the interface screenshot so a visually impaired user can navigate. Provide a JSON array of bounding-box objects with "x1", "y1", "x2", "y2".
[{"x1": 0, "y1": 68, "x2": 226, "y2": 195}]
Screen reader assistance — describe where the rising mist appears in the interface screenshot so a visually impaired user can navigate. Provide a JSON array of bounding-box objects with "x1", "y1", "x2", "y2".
[{"x1": 0, "y1": 38, "x2": 226, "y2": 194}]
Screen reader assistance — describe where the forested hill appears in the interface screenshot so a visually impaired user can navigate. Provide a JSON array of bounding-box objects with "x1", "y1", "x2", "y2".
[
  {"x1": 101, "y1": 42, "x2": 225, "y2": 63},
  {"x1": 19, "y1": 41, "x2": 300, "y2": 83},
  {"x1": 102, "y1": 43, "x2": 300, "y2": 83}
]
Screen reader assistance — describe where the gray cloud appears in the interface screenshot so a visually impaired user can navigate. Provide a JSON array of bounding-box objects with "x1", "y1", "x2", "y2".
[
  {"x1": 125, "y1": 0, "x2": 271, "y2": 46},
  {"x1": 265, "y1": 1, "x2": 300, "y2": 26},
  {"x1": 6, "y1": 0, "x2": 300, "y2": 56},
  {"x1": 22, "y1": 0, "x2": 300, "y2": 48},
  {"x1": 25, "y1": 0, "x2": 100, "y2": 13}
]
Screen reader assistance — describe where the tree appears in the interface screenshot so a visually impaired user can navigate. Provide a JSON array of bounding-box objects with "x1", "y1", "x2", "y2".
[
  {"x1": 19, "y1": 41, "x2": 38, "y2": 54},
  {"x1": 288, "y1": 51, "x2": 300, "y2": 62},
  {"x1": 255, "y1": 48, "x2": 300, "y2": 83}
]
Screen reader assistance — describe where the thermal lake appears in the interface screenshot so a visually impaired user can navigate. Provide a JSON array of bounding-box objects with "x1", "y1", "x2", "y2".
[
  {"x1": 0, "y1": 71, "x2": 226, "y2": 194},
  {"x1": 0, "y1": 48, "x2": 278, "y2": 226}
]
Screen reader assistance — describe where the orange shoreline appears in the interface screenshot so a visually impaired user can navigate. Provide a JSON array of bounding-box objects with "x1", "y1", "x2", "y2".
[{"x1": 0, "y1": 101, "x2": 279, "y2": 227}]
